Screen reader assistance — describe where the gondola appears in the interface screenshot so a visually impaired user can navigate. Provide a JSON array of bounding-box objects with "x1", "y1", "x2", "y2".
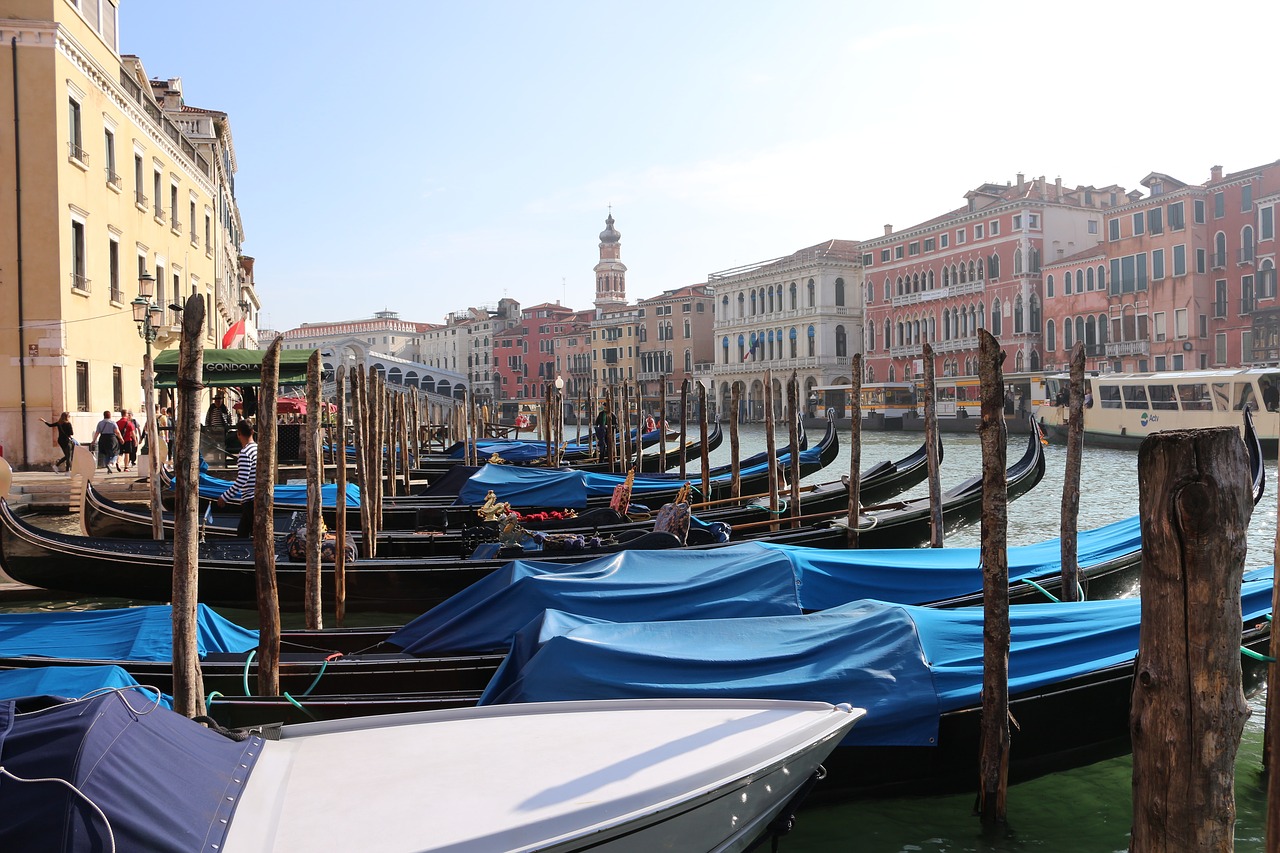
[{"x1": 0, "y1": 512, "x2": 1153, "y2": 727}]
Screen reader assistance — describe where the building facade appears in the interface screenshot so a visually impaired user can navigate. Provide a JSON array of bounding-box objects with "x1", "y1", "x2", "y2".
[
  {"x1": 0, "y1": 1, "x2": 251, "y2": 465},
  {"x1": 859, "y1": 175, "x2": 1119, "y2": 389},
  {"x1": 705, "y1": 240, "x2": 863, "y2": 421},
  {"x1": 491, "y1": 302, "x2": 575, "y2": 401},
  {"x1": 637, "y1": 284, "x2": 715, "y2": 409}
]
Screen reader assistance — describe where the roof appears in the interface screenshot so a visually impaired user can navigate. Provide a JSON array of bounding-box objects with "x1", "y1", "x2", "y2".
[{"x1": 1043, "y1": 244, "x2": 1107, "y2": 268}]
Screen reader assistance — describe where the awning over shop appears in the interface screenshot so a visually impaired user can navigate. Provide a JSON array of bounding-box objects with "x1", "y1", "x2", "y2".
[{"x1": 154, "y1": 348, "x2": 316, "y2": 389}]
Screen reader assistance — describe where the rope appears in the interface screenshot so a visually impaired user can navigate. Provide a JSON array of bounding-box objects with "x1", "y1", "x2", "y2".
[
  {"x1": 300, "y1": 654, "x2": 342, "y2": 697},
  {"x1": 206, "y1": 690, "x2": 224, "y2": 713},
  {"x1": 282, "y1": 692, "x2": 317, "y2": 721},
  {"x1": 745, "y1": 498, "x2": 788, "y2": 515},
  {"x1": 1022, "y1": 578, "x2": 1059, "y2": 603},
  {"x1": 242, "y1": 649, "x2": 256, "y2": 696},
  {"x1": 0, "y1": 767, "x2": 117, "y2": 853},
  {"x1": 1241, "y1": 647, "x2": 1277, "y2": 663}
]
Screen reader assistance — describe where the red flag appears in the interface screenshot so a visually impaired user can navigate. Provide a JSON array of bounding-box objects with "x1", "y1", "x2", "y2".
[{"x1": 221, "y1": 318, "x2": 246, "y2": 349}]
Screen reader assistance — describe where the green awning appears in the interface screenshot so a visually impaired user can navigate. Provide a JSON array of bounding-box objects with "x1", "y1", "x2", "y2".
[{"x1": 154, "y1": 348, "x2": 316, "y2": 388}]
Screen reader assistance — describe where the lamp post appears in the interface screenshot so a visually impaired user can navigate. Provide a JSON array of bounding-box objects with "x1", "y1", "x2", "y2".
[{"x1": 132, "y1": 270, "x2": 165, "y2": 540}]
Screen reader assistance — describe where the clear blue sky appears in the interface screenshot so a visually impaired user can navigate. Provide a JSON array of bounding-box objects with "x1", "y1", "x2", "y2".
[{"x1": 121, "y1": 0, "x2": 1280, "y2": 332}]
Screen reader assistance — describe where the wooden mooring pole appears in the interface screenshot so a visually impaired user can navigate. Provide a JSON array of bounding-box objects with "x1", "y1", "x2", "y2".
[
  {"x1": 787, "y1": 373, "x2": 801, "y2": 528},
  {"x1": 846, "y1": 355, "x2": 862, "y2": 548},
  {"x1": 764, "y1": 369, "x2": 778, "y2": 531},
  {"x1": 351, "y1": 365, "x2": 372, "y2": 559},
  {"x1": 698, "y1": 382, "x2": 710, "y2": 500},
  {"x1": 976, "y1": 329, "x2": 1009, "y2": 824},
  {"x1": 170, "y1": 292, "x2": 206, "y2": 717},
  {"x1": 1130, "y1": 427, "x2": 1250, "y2": 853},
  {"x1": 729, "y1": 382, "x2": 741, "y2": 499},
  {"x1": 658, "y1": 374, "x2": 668, "y2": 472},
  {"x1": 1060, "y1": 342, "x2": 1085, "y2": 601},
  {"x1": 254, "y1": 337, "x2": 283, "y2": 697},
  {"x1": 923, "y1": 343, "x2": 943, "y2": 548},
  {"x1": 304, "y1": 351, "x2": 323, "y2": 629},
  {"x1": 679, "y1": 379, "x2": 689, "y2": 481},
  {"x1": 333, "y1": 365, "x2": 348, "y2": 626}
]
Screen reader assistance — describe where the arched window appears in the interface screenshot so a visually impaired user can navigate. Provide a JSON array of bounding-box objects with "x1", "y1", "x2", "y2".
[
  {"x1": 1064, "y1": 316, "x2": 1074, "y2": 348},
  {"x1": 789, "y1": 326, "x2": 798, "y2": 358},
  {"x1": 1243, "y1": 225, "x2": 1255, "y2": 260},
  {"x1": 865, "y1": 322, "x2": 874, "y2": 352},
  {"x1": 897, "y1": 276, "x2": 904, "y2": 295},
  {"x1": 750, "y1": 292, "x2": 757, "y2": 315},
  {"x1": 766, "y1": 329, "x2": 774, "y2": 360},
  {"x1": 1030, "y1": 294, "x2": 1041, "y2": 332},
  {"x1": 1014, "y1": 294, "x2": 1024, "y2": 333},
  {"x1": 1014, "y1": 249, "x2": 1023, "y2": 275},
  {"x1": 1030, "y1": 350, "x2": 1040, "y2": 370},
  {"x1": 928, "y1": 270, "x2": 935, "y2": 289},
  {"x1": 1215, "y1": 231, "x2": 1227, "y2": 266},
  {"x1": 767, "y1": 287, "x2": 775, "y2": 313},
  {"x1": 737, "y1": 334, "x2": 745, "y2": 362},
  {"x1": 722, "y1": 336, "x2": 730, "y2": 365},
  {"x1": 866, "y1": 363, "x2": 875, "y2": 383},
  {"x1": 639, "y1": 325, "x2": 648, "y2": 342},
  {"x1": 1097, "y1": 265, "x2": 1106, "y2": 291},
  {"x1": 1046, "y1": 319, "x2": 1056, "y2": 351},
  {"x1": 737, "y1": 292, "x2": 745, "y2": 318},
  {"x1": 807, "y1": 324, "x2": 815, "y2": 357},
  {"x1": 976, "y1": 259, "x2": 984, "y2": 281},
  {"x1": 990, "y1": 298, "x2": 1002, "y2": 336},
  {"x1": 1064, "y1": 271, "x2": 1073, "y2": 295},
  {"x1": 977, "y1": 302, "x2": 985, "y2": 330},
  {"x1": 1075, "y1": 317, "x2": 1086, "y2": 348},
  {"x1": 943, "y1": 267, "x2": 951, "y2": 287},
  {"x1": 683, "y1": 319, "x2": 691, "y2": 338},
  {"x1": 943, "y1": 310, "x2": 951, "y2": 340},
  {"x1": 1086, "y1": 267, "x2": 1095, "y2": 291},
  {"x1": 884, "y1": 319, "x2": 891, "y2": 349},
  {"x1": 1086, "y1": 315, "x2": 1097, "y2": 349},
  {"x1": 888, "y1": 364, "x2": 896, "y2": 382},
  {"x1": 790, "y1": 282, "x2": 797, "y2": 309},
  {"x1": 685, "y1": 350, "x2": 692, "y2": 373},
  {"x1": 807, "y1": 279, "x2": 815, "y2": 307},
  {"x1": 1097, "y1": 313, "x2": 1109, "y2": 344},
  {"x1": 835, "y1": 278, "x2": 845, "y2": 307},
  {"x1": 866, "y1": 283, "x2": 874, "y2": 305},
  {"x1": 1015, "y1": 349, "x2": 1024, "y2": 372},
  {"x1": 835, "y1": 325, "x2": 847, "y2": 357}
]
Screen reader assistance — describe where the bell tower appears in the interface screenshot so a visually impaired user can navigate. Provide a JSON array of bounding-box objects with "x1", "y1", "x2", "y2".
[{"x1": 593, "y1": 210, "x2": 627, "y2": 312}]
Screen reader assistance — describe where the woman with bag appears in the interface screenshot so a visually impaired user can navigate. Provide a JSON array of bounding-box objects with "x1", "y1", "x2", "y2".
[{"x1": 40, "y1": 412, "x2": 76, "y2": 473}]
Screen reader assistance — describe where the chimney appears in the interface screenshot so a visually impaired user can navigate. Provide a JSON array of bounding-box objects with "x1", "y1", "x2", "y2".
[
  {"x1": 1016, "y1": 172, "x2": 1025, "y2": 186},
  {"x1": 1055, "y1": 177, "x2": 1063, "y2": 201},
  {"x1": 883, "y1": 224, "x2": 893, "y2": 236},
  {"x1": 1210, "y1": 164, "x2": 1223, "y2": 182}
]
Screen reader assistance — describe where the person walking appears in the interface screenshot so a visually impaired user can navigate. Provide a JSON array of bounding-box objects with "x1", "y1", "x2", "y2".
[
  {"x1": 40, "y1": 412, "x2": 76, "y2": 473},
  {"x1": 91, "y1": 411, "x2": 121, "y2": 472},
  {"x1": 117, "y1": 411, "x2": 137, "y2": 473},
  {"x1": 215, "y1": 421, "x2": 258, "y2": 537}
]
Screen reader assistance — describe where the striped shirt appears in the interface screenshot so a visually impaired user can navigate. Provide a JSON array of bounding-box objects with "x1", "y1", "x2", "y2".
[{"x1": 220, "y1": 440, "x2": 257, "y2": 503}]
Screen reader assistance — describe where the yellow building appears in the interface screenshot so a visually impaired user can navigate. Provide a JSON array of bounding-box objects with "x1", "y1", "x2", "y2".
[{"x1": 0, "y1": 1, "x2": 242, "y2": 466}]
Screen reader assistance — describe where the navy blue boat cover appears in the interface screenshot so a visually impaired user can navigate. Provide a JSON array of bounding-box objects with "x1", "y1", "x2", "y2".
[
  {"x1": 455, "y1": 440, "x2": 826, "y2": 507},
  {"x1": 0, "y1": 691, "x2": 262, "y2": 852},
  {"x1": 0, "y1": 604, "x2": 258, "y2": 662},
  {"x1": 0, "y1": 665, "x2": 172, "y2": 709},
  {"x1": 446, "y1": 428, "x2": 658, "y2": 461},
  {"x1": 480, "y1": 568, "x2": 1275, "y2": 748},
  {"x1": 387, "y1": 517, "x2": 1143, "y2": 655}
]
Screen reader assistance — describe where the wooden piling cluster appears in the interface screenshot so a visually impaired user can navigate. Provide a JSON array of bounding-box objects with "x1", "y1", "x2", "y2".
[{"x1": 304, "y1": 352, "x2": 323, "y2": 629}]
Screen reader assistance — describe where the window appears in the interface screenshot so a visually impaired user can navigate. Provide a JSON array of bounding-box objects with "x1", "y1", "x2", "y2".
[
  {"x1": 908, "y1": 242, "x2": 920, "y2": 256},
  {"x1": 1088, "y1": 220, "x2": 1098, "y2": 235},
  {"x1": 894, "y1": 246, "x2": 904, "y2": 260},
  {"x1": 1013, "y1": 215, "x2": 1022, "y2": 229},
  {"x1": 807, "y1": 325, "x2": 815, "y2": 357},
  {"x1": 112, "y1": 366, "x2": 123, "y2": 411},
  {"x1": 103, "y1": 129, "x2": 118, "y2": 186},
  {"x1": 1242, "y1": 183, "x2": 1253, "y2": 212},
  {"x1": 1154, "y1": 312, "x2": 1167, "y2": 342},
  {"x1": 75, "y1": 362, "x2": 89, "y2": 411},
  {"x1": 170, "y1": 183, "x2": 180, "y2": 230},
  {"x1": 1194, "y1": 199, "x2": 1206, "y2": 224},
  {"x1": 133, "y1": 153, "x2": 145, "y2": 206},
  {"x1": 153, "y1": 169, "x2": 163, "y2": 220},
  {"x1": 1132, "y1": 212, "x2": 1145, "y2": 236},
  {"x1": 1152, "y1": 248, "x2": 1165, "y2": 280},
  {"x1": 1172, "y1": 244, "x2": 1186, "y2": 277},
  {"x1": 1214, "y1": 191, "x2": 1225, "y2": 219},
  {"x1": 1215, "y1": 332, "x2": 1227, "y2": 364},
  {"x1": 683, "y1": 319, "x2": 690, "y2": 338},
  {"x1": 1109, "y1": 254, "x2": 1148, "y2": 293},
  {"x1": 1046, "y1": 274, "x2": 1054, "y2": 297},
  {"x1": 1046, "y1": 319, "x2": 1056, "y2": 351},
  {"x1": 1263, "y1": 207, "x2": 1275, "y2": 241},
  {"x1": 1175, "y1": 308, "x2": 1188, "y2": 339},
  {"x1": 154, "y1": 262, "x2": 165, "y2": 312},
  {"x1": 940, "y1": 233, "x2": 949, "y2": 249},
  {"x1": 70, "y1": 219, "x2": 88, "y2": 291},
  {"x1": 835, "y1": 278, "x2": 845, "y2": 306},
  {"x1": 205, "y1": 212, "x2": 212, "y2": 250},
  {"x1": 880, "y1": 249, "x2": 891, "y2": 263},
  {"x1": 67, "y1": 97, "x2": 85, "y2": 163},
  {"x1": 807, "y1": 280, "x2": 815, "y2": 307},
  {"x1": 835, "y1": 326, "x2": 847, "y2": 357},
  {"x1": 1030, "y1": 214, "x2": 1040, "y2": 229},
  {"x1": 989, "y1": 221, "x2": 1000, "y2": 236},
  {"x1": 923, "y1": 238, "x2": 935, "y2": 252},
  {"x1": 189, "y1": 200, "x2": 197, "y2": 243},
  {"x1": 956, "y1": 228, "x2": 966, "y2": 244},
  {"x1": 1168, "y1": 201, "x2": 1185, "y2": 230},
  {"x1": 108, "y1": 238, "x2": 120, "y2": 302},
  {"x1": 1196, "y1": 248, "x2": 1206, "y2": 275},
  {"x1": 990, "y1": 298, "x2": 1002, "y2": 336},
  {"x1": 1199, "y1": 314, "x2": 1208, "y2": 338},
  {"x1": 1108, "y1": 218, "x2": 1120, "y2": 241},
  {"x1": 1215, "y1": 280, "x2": 1228, "y2": 317},
  {"x1": 1147, "y1": 207, "x2": 1163, "y2": 235},
  {"x1": 974, "y1": 224, "x2": 984, "y2": 239}
]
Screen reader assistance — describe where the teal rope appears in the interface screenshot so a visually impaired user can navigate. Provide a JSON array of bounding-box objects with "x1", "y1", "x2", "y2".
[
  {"x1": 745, "y1": 499, "x2": 788, "y2": 515},
  {"x1": 205, "y1": 690, "x2": 223, "y2": 713},
  {"x1": 1242, "y1": 647, "x2": 1277, "y2": 663},
  {"x1": 1022, "y1": 578, "x2": 1059, "y2": 603},
  {"x1": 283, "y1": 692, "x2": 306, "y2": 711},
  {"x1": 300, "y1": 657, "x2": 332, "y2": 697},
  {"x1": 242, "y1": 649, "x2": 256, "y2": 696}
]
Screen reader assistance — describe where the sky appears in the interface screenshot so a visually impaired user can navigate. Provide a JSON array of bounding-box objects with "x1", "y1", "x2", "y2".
[{"x1": 121, "y1": 0, "x2": 1280, "y2": 333}]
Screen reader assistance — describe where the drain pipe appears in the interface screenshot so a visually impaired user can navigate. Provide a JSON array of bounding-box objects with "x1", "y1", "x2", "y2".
[{"x1": 11, "y1": 37, "x2": 29, "y2": 467}]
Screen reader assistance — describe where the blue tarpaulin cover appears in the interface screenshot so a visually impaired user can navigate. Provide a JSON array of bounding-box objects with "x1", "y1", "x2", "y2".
[
  {"x1": 0, "y1": 691, "x2": 261, "y2": 852},
  {"x1": 184, "y1": 471, "x2": 362, "y2": 507},
  {"x1": 387, "y1": 546, "x2": 805, "y2": 655},
  {"x1": 481, "y1": 568, "x2": 1276, "y2": 748},
  {"x1": 387, "y1": 519, "x2": 1144, "y2": 656},
  {"x1": 0, "y1": 665, "x2": 172, "y2": 709},
  {"x1": 0, "y1": 605, "x2": 259, "y2": 662}
]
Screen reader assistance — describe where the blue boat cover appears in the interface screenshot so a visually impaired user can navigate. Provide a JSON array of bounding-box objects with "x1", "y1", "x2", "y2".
[
  {"x1": 386, "y1": 519, "x2": 1145, "y2": 655},
  {"x1": 0, "y1": 665, "x2": 172, "y2": 709},
  {"x1": 0, "y1": 604, "x2": 259, "y2": 662},
  {"x1": 387, "y1": 545, "x2": 805, "y2": 655},
  {"x1": 480, "y1": 568, "x2": 1276, "y2": 748},
  {"x1": 189, "y1": 471, "x2": 362, "y2": 506},
  {"x1": 450, "y1": 440, "x2": 554, "y2": 462},
  {"x1": 0, "y1": 692, "x2": 261, "y2": 852}
]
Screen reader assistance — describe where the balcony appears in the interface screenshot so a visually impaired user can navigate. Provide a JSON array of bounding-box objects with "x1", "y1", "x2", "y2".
[
  {"x1": 190, "y1": 232, "x2": 200, "y2": 248},
  {"x1": 135, "y1": 191, "x2": 149, "y2": 210},
  {"x1": 67, "y1": 141, "x2": 88, "y2": 166},
  {"x1": 105, "y1": 169, "x2": 121, "y2": 190},
  {"x1": 171, "y1": 218, "x2": 183, "y2": 236},
  {"x1": 931, "y1": 336, "x2": 978, "y2": 354},
  {"x1": 1213, "y1": 300, "x2": 1227, "y2": 318},
  {"x1": 890, "y1": 279, "x2": 985, "y2": 307},
  {"x1": 69, "y1": 273, "x2": 90, "y2": 293},
  {"x1": 153, "y1": 208, "x2": 166, "y2": 225},
  {"x1": 1210, "y1": 251, "x2": 1227, "y2": 270},
  {"x1": 1239, "y1": 246, "x2": 1256, "y2": 265},
  {"x1": 1104, "y1": 339, "x2": 1149, "y2": 357},
  {"x1": 1241, "y1": 297, "x2": 1257, "y2": 315}
]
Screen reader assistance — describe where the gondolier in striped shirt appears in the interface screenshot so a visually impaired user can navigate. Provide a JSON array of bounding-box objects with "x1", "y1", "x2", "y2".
[{"x1": 215, "y1": 421, "x2": 258, "y2": 537}]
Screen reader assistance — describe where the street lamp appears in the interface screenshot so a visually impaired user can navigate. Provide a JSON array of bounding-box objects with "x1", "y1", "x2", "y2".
[{"x1": 132, "y1": 270, "x2": 164, "y2": 540}]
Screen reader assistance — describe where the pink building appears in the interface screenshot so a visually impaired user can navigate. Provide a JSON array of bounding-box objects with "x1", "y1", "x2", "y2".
[{"x1": 491, "y1": 302, "x2": 576, "y2": 401}]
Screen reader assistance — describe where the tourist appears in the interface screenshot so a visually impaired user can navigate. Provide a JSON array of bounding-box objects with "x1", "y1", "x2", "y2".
[
  {"x1": 117, "y1": 410, "x2": 137, "y2": 473},
  {"x1": 644, "y1": 412, "x2": 657, "y2": 433},
  {"x1": 40, "y1": 412, "x2": 76, "y2": 473},
  {"x1": 215, "y1": 421, "x2": 258, "y2": 537},
  {"x1": 90, "y1": 411, "x2": 121, "y2": 472}
]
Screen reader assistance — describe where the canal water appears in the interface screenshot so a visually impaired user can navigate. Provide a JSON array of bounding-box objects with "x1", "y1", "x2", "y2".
[{"x1": 9, "y1": 421, "x2": 1278, "y2": 850}]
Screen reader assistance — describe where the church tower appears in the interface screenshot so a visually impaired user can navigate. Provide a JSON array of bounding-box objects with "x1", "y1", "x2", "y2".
[{"x1": 593, "y1": 211, "x2": 627, "y2": 313}]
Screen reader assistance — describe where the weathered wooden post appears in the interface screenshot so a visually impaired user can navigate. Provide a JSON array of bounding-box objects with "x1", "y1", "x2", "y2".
[
  {"x1": 254, "y1": 337, "x2": 283, "y2": 697},
  {"x1": 658, "y1": 374, "x2": 668, "y2": 472},
  {"x1": 143, "y1": 351, "x2": 163, "y2": 540},
  {"x1": 621, "y1": 382, "x2": 632, "y2": 471},
  {"x1": 923, "y1": 343, "x2": 943, "y2": 548},
  {"x1": 1060, "y1": 343, "x2": 1086, "y2": 601},
  {"x1": 764, "y1": 369, "x2": 778, "y2": 531},
  {"x1": 546, "y1": 383, "x2": 555, "y2": 467},
  {"x1": 846, "y1": 355, "x2": 863, "y2": 547},
  {"x1": 170, "y1": 292, "x2": 206, "y2": 717},
  {"x1": 698, "y1": 382, "x2": 710, "y2": 501},
  {"x1": 334, "y1": 365, "x2": 348, "y2": 626},
  {"x1": 1269, "y1": 458, "x2": 1280, "y2": 848},
  {"x1": 304, "y1": 351, "x2": 323, "y2": 629},
  {"x1": 635, "y1": 382, "x2": 646, "y2": 471},
  {"x1": 976, "y1": 329, "x2": 1009, "y2": 823},
  {"x1": 730, "y1": 382, "x2": 741, "y2": 499},
  {"x1": 385, "y1": 386, "x2": 398, "y2": 500},
  {"x1": 787, "y1": 373, "x2": 801, "y2": 528},
  {"x1": 679, "y1": 379, "x2": 690, "y2": 480},
  {"x1": 399, "y1": 392, "x2": 410, "y2": 493},
  {"x1": 1131, "y1": 427, "x2": 1250, "y2": 853}
]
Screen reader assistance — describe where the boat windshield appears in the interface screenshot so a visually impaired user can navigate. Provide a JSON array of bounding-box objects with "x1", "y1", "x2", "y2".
[
  {"x1": 1099, "y1": 384, "x2": 1122, "y2": 409},
  {"x1": 1148, "y1": 384, "x2": 1177, "y2": 410},
  {"x1": 1177, "y1": 383, "x2": 1212, "y2": 411},
  {"x1": 1122, "y1": 385, "x2": 1149, "y2": 410}
]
